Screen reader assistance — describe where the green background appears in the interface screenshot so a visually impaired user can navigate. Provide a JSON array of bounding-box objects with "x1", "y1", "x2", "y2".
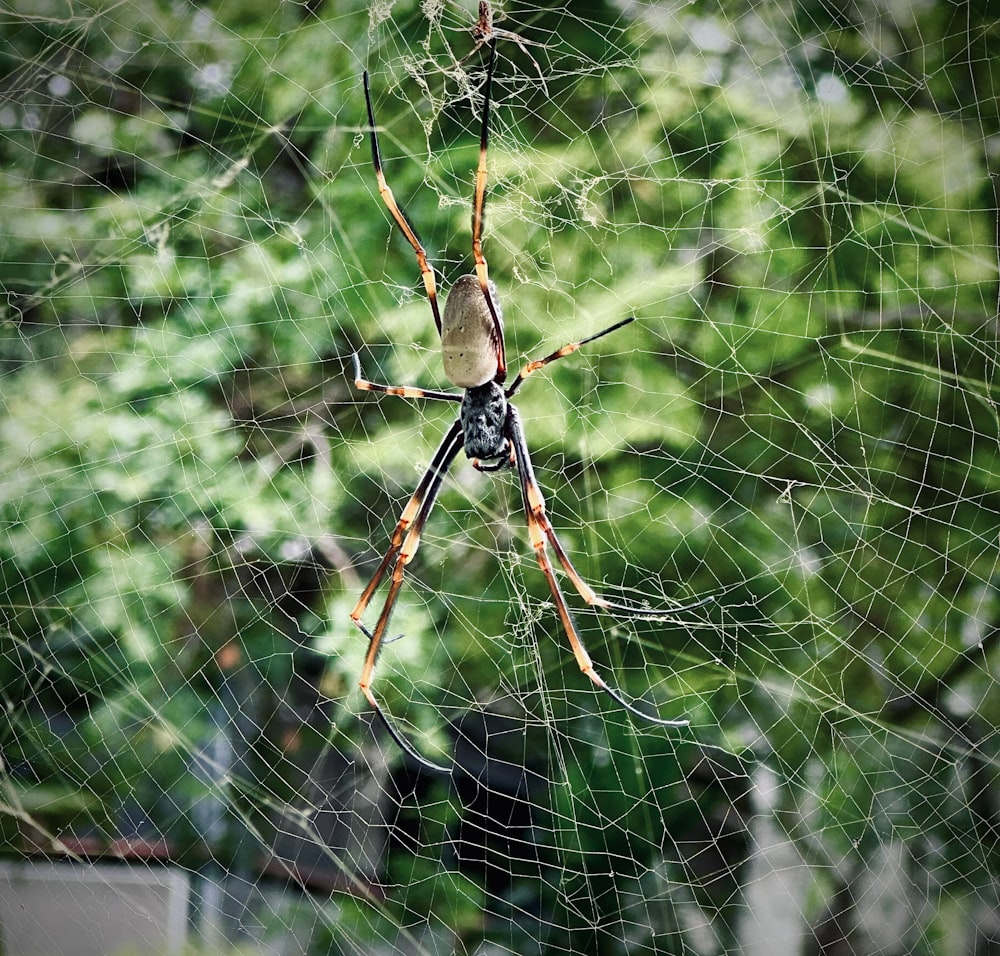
[{"x1": 1, "y1": 1, "x2": 997, "y2": 953}]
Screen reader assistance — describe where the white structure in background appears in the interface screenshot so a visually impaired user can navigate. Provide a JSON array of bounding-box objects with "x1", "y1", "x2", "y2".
[{"x1": 0, "y1": 861, "x2": 188, "y2": 956}]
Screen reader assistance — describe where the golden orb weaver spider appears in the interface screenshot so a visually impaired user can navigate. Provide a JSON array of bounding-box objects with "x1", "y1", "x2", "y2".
[{"x1": 353, "y1": 42, "x2": 712, "y2": 772}]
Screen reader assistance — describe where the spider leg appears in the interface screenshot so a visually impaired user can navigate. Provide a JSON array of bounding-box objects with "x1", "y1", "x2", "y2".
[
  {"x1": 472, "y1": 449, "x2": 514, "y2": 473},
  {"x1": 460, "y1": 4, "x2": 549, "y2": 96},
  {"x1": 541, "y1": 522, "x2": 714, "y2": 616},
  {"x1": 506, "y1": 316, "x2": 636, "y2": 398},
  {"x1": 352, "y1": 419, "x2": 465, "y2": 773},
  {"x1": 470, "y1": 40, "x2": 506, "y2": 379},
  {"x1": 368, "y1": 698, "x2": 452, "y2": 775},
  {"x1": 504, "y1": 318, "x2": 712, "y2": 614},
  {"x1": 507, "y1": 406, "x2": 690, "y2": 728},
  {"x1": 504, "y1": 328, "x2": 715, "y2": 617},
  {"x1": 363, "y1": 72, "x2": 444, "y2": 337},
  {"x1": 518, "y1": 438, "x2": 712, "y2": 618},
  {"x1": 488, "y1": 28, "x2": 548, "y2": 95},
  {"x1": 352, "y1": 352, "x2": 462, "y2": 403},
  {"x1": 351, "y1": 419, "x2": 463, "y2": 628}
]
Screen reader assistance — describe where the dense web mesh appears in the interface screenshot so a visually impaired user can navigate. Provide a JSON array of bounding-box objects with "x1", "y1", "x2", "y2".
[{"x1": 1, "y1": 1, "x2": 997, "y2": 953}]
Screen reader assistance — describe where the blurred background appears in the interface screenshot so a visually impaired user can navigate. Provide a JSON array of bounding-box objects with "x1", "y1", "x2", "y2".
[{"x1": 1, "y1": 1, "x2": 997, "y2": 953}]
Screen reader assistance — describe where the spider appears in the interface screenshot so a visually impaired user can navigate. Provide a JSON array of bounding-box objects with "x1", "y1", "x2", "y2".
[
  {"x1": 461, "y1": 1, "x2": 549, "y2": 94},
  {"x1": 353, "y1": 42, "x2": 711, "y2": 772}
]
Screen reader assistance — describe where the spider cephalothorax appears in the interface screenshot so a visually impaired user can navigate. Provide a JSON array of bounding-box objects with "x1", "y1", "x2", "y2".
[
  {"x1": 460, "y1": 382, "x2": 508, "y2": 462},
  {"x1": 353, "y1": 42, "x2": 711, "y2": 771}
]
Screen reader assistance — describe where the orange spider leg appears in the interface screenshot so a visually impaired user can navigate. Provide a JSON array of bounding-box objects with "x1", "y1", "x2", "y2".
[
  {"x1": 503, "y1": 320, "x2": 713, "y2": 615},
  {"x1": 351, "y1": 421, "x2": 464, "y2": 773},
  {"x1": 352, "y1": 352, "x2": 462, "y2": 403},
  {"x1": 351, "y1": 419, "x2": 462, "y2": 628},
  {"x1": 364, "y1": 72, "x2": 444, "y2": 336},
  {"x1": 470, "y1": 41, "x2": 506, "y2": 380},
  {"x1": 507, "y1": 406, "x2": 690, "y2": 728},
  {"x1": 505, "y1": 317, "x2": 635, "y2": 397}
]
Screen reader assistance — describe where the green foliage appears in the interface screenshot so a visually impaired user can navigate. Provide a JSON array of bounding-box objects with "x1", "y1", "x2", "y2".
[{"x1": 0, "y1": 0, "x2": 997, "y2": 952}]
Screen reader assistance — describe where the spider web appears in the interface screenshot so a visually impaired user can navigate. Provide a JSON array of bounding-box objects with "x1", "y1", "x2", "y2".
[{"x1": 1, "y1": 1, "x2": 997, "y2": 953}]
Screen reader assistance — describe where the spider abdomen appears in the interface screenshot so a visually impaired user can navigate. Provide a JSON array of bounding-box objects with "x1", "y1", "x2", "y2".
[
  {"x1": 460, "y1": 381, "x2": 508, "y2": 460},
  {"x1": 441, "y1": 274, "x2": 503, "y2": 387}
]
